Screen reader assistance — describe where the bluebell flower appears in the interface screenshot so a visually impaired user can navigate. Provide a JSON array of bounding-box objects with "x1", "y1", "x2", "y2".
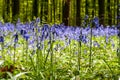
[
  {"x1": 30, "y1": 21, "x2": 35, "y2": 29},
  {"x1": 42, "y1": 24, "x2": 49, "y2": 31},
  {"x1": 84, "y1": 15, "x2": 89, "y2": 20},
  {"x1": 117, "y1": 23, "x2": 120, "y2": 30},
  {"x1": 93, "y1": 41, "x2": 100, "y2": 47},
  {"x1": 20, "y1": 29, "x2": 27, "y2": 35},
  {"x1": 36, "y1": 18, "x2": 40, "y2": 23},
  {"x1": 93, "y1": 17, "x2": 99, "y2": 28},
  {"x1": 36, "y1": 43, "x2": 43, "y2": 50},
  {"x1": 93, "y1": 17, "x2": 99, "y2": 24},
  {"x1": 118, "y1": 31, "x2": 120, "y2": 38},
  {"x1": 14, "y1": 33, "x2": 18, "y2": 43},
  {"x1": 24, "y1": 34, "x2": 30, "y2": 41},
  {"x1": 0, "y1": 36, "x2": 4, "y2": 42}
]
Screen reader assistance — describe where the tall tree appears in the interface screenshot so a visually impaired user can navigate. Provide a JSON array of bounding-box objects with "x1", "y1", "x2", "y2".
[
  {"x1": 32, "y1": 0, "x2": 38, "y2": 19},
  {"x1": 98, "y1": 0, "x2": 105, "y2": 25},
  {"x1": 40, "y1": 0, "x2": 44, "y2": 23},
  {"x1": 53, "y1": 0, "x2": 55, "y2": 23},
  {"x1": 3, "y1": 0, "x2": 10, "y2": 22},
  {"x1": 85, "y1": 0, "x2": 89, "y2": 15},
  {"x1": 76, "y1": 0, "x2": 81, "y2": 26},
  {"x1": 107, "y1": 0, "x2": 112, "y2": 25},
  {"x1": 62, "y1": 0, "x2": 70, "y2": 26},
  {"x1": 12, "y1": 0, "x2": 20, "y2": 22},
  {"x1": 44, "y1": 0, "x2": 48, "y2": 23},
  {"x1": 92, "y1": 0, "x2": 95, "y2": 16}
]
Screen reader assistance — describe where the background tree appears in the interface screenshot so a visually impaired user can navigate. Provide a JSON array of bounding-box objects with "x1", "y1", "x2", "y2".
[
  {"x1": 2, "y1": 0, "x2": 10, "y2": 22},
  {"x1": 40, "y1": 0, "x2": 44, "y2": 23},
  {"x1": 32, "y1": 0, "x2": 38, "y2": 19},
  {"x1": 62, "y1": 0, "x2": 70, "y2": 26},
  {"x1": 0, "y1": 0, "x2": 119, "y2": 26},
  {"x1": 85, "y1": 0, "x2": 89, "y2": 15},
  {"x1": 107, "y1": 0, "x2": 112, "y2": 25},
  {"x1": 44, "y1": 0, "x2": 48, "y2": 23},
  {"x1": 12, "y1": 0, "x2": 20, "y2": 22},
  {"x1": 76, "y1": 0, "x2": 81, "y2": 26},
  {"x1": 98, "y1": 0, "x2": 105, "y2": 25}
]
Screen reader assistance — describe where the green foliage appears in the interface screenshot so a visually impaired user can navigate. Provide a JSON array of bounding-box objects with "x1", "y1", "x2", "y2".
[
  {"x1": 1, "y1": 35, "x2": 119, "y2": 79},
  {"x1": 0, "y1": 0, "x2": 119, "y2": 25}
]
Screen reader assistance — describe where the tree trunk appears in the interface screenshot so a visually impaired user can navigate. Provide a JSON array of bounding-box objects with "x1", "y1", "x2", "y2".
[
  {"x1": 107, "y1": 0, "x2": 112, "y2": 25},
  {"x1": 62, "y1": 0, "x2": 70, "y2": 26},
  {"x1": 44, "y1": 0, "x2": 48, "y2": 23},
  {"x1": 40, "y1": 0, "x2": 44, "y2": 24},
  {"x1": 32, "y1": 0, "x2": 38, "y2": 19},
  {"x1": 12, "y1": 0, "x2": 19, "y2": 22},
  {"x1": 85, "y1": 0, "x2": 89, "y2": 15},
  {"x1": 76, "y1": 0, "x2": 81, "y2": 26},
  {"x1": 98, "y1": 0, "x2": 105, "y2": 25},
  {"x1": 3, "y1": 0, "x2": 10, "y2": 22}
]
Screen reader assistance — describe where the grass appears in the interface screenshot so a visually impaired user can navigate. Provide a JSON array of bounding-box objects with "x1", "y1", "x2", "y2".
[{"x1": 0, "y1": 34, "x2": 119, "y2": 80}]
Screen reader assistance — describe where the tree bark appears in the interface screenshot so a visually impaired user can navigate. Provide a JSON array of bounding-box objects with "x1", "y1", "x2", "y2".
[
  {"x1": 107, "y1": 0, "x2": 112, "y2": 25},
  {"x1": 85, "y1": 0, "x2": 89, "y2": 15},
  {"x1": 98, "y1": 0, "x2": 105, "y2": 25},
  {"x1": 12, "y1": 0, "x2": 20, "y2": 22},
  {"x1": 40, "y1": 0, "x2": 44, "y2": 23},
  {"x1": 76, "y1": 0, "x2": 81, "y2": 26},
  {"x1": 62, "y1": 0, "x2": 70, "y2": 26},
  {"x1": 32, "y1": 0, "x2": 38, "y2": 19},
  {"x1": 3, "y1": 0, "x2": 10, "y2": 22}
]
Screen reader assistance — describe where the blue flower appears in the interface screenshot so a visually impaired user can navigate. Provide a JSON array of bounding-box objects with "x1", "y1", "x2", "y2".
[
  {"x1": 36, "y1": 18, "x2": 40, "y2": 23},
  {"x1": 14, "y1": 33, "x2": 18, "y2": 43},
  {"x1": 117, "y1": 23, "x2": 120, "y2": 30},
  {"x1": 93, "y1": 41, "x2": 100, "y2": 47},
  {"x1": 0, "y1": 36, "x2": 4, "y2": 42},
  {"x1": 84, "y1": 15, "x2": 89, "y2": 20},
  {"x1": 20, "y1": 29, "x2": 27, "y2": 35},
  {"x1": 42, "y1": 24, "x2": 50, "y2": 31},
  {"x1": 24, "y1": 34, "x2": 30, "y2": 41},
  {"x1": 118, "y1": 31, "x2": 120, "y2": 38},
  {"x1": 93, "y1": 17, "x2": 99, "y2": 24}
]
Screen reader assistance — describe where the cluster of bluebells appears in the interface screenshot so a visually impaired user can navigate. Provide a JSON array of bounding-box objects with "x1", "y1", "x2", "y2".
[{"x1": 0, "y1": 17, "x2": 119, "y2": 51}]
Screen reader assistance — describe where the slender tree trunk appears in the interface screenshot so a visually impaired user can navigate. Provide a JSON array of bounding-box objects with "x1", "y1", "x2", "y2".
[
  {"x1": 3, "y1": 0, "x2": 10, "y2": 22},
  {"x1": 85, "y1": 0, "x2": 89, "y2": 15},
  {"x1": 62, "y1": 0, "x2": 70, "y2": 26},
  {"x1": 32, "y1": 0, "x2": 38, "y2": 19},
  {"x1": 92, "y1": 0, "x2": 95, "y2": 16},
  {"x1": 12, "y1": 0, "x2": 19, "y2": 22},
  {"x1": 107, "y1": 0, "x2": 112, "y2": 25},
  {"x1": 76, "y1": 0, "x2": 81, "y2": 26},
  {"x1": 2, "y1": 1, "x2": 5, "y2": 21},
  {"x1": 6, "y1": 0, "x2": 10, "y2": 16},
  {"x1": 113, "y1": 0, "x2": 116, "y2": 24},
  {"x1": 44, "y1": 0, "x2": 48, "y2": 23},
  {"x1": 40, "y1": 0, "x2": 44, "y2": 24},
  {"x1": 53, "y1": 0, "x2": 55, "y2": 23},
  {"x1": 98, "y1": 0, "x2": 105, "y2": 25}
]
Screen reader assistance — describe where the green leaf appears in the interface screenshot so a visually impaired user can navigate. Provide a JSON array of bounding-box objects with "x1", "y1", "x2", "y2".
[
  {"x1": 0, "y1": 60, "x2": 4, "y2": 66},
  {"x1": 6, "y1": 72, "x2": 13, "y2": 79},
  {"x1": 13, "y1": 72, "x2": 29, "y2": 79}
]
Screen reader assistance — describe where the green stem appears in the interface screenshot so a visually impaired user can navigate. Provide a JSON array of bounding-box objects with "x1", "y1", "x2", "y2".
[
  {"x1": 26, "y1": 40, "x2": 28, "y2": 65},
  {"x1": 1, "y1": 42, "x2": 5, "y2": 61},
  {"x1": 89, "y1": 25, "x2": 92, "y2": 69},
  {"x1": 14, "y1": 43, "x2": 16, "y2": 64}
]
